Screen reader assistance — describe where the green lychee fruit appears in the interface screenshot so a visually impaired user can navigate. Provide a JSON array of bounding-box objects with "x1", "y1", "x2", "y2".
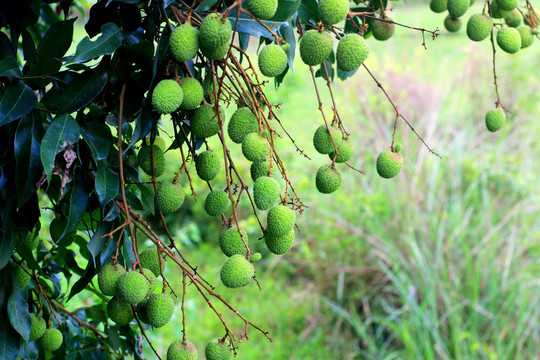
[
  {"x1": 336, "y1": 33, "x2": 369, "y2": 72},
  {"x1": 39, "y1": 328, "x2": 63, "y2": 351},
  {"x1": 195, "y1": 151, "x2": 221, "y2": 181},
  {"x1": 199, "y1": 13, "x2": 232, "y2": 49},
  {"x1": 145, "y1": 136, "x2": 167, "y2": 151},
  {"x1": 518, "y1": 25, "x2": 534, "y2": 48},
  {"x1": 318, "y1": 0, "x2": 349, "y2": 26},
  {"x1": 98, "y1": 263, "x2": 126, "y2": 296},
  {"x1": 371, "y1": 18, "x2": 396, "y2": 40},
  {"x1": 254, "y1": 176, "x2": 281, "y2": 210},
  {"x1": 266, "y1": 205, "x2": 296, "y2": 238},
  {"x1": 490, "y1": 1, "x2": 509, "y2": 18},
  {"x1": 219, "y1": 226, "x2": 248, "y2": 257},
  {"x1": 205, "y1": 190, "x2": 231, "y2": 217},
  {"x1": 444, "y1": 16, "x2": 462, "y2": 33},
  {"x1": 156, "y1": 182, "x2": 186, "y2": 214},
  {"x1": 485, "y1": 108, "x2": 505, "y2": 132},
  {"x1": 142, "y1": 268, "x2": 158, "y2": 297},
  {"x1": 139, "y1": 249, "x2": 164, "y2": 277},
  {"x1": 220, "y1": 255, "x2": 255, "y2": 288},
  {"x1": 29, "y1": 314, "x2": 46, "y2": 341},
  {"x1": 118, "y1": 271, "x2": 150, "y2": 305},
  {"x1": 466, "y1": 14, "x2": 493, "y2": 41},
  {"x1": 245, "y1": 0, "x2": 278, "y2": 20},
  {"x1": 228, "y1": 107, "x2": 259, "y2": 144},
  {"x1": 138, "y1": 145, "x2": 165, "y2": 177},
  {"x1": 179, "y1": 78, "x2": 204, "y2": 110},
  {"x1": 313, "y1": 125, "x2": 342, "y2": 155},
  {"x1": 265, "y1": 228, "x2": 294, "y2": 255},
  {"x1": 242, "y1": 133, "x2": 271, "y2": 162},
  {"x1": 505, "y1": 10, "x2": 522, "y2": 27},
  {"x1": 250, "y1": 253, "x2": 262, "y2": 262},
  {"x1": 299, "y1": 30, "x2": 333, "y2": 66},
  {"x1": 107, "y1": 296, "x2": 134, "y2": 326},
  {"x1": 190, "y1": 104, "x2": 225, "y2": 139},
  {"x1": 394, "y1": 143, "x2": 403, "y2": 153},
  {"x1": 170, "y1": 23, "x2": 199, "y2": 63},
  {"x1": 205, "y1": 338, "x2": 233, "y2": 360},
  {"x1": 495, "y1": 0, "x2": 517, "y2": 11},
  {"x1": 329, "y1": 139, "x2": 353, "y2": 163},
  {"x1": 167, "y1": 340, "x2": 197, "y2": 360},
  {"x1": 250, "y1": 159, "x2": 278, "y2": 181},
  {"x1": 315, "y1": 164, "x2": 342, "y2": 194},
  {"x1": 201, "y1": 42, "x2": 229, "y2": 60},
  {"x1": 152, "y1": 79, "x2": 183, "y2": 114},
  {"x1": 447, "y1": 0, "x2": 469, "y2": 19},
  {"x1": 258, "y1": 44, "x2": 288, "y2": 77},
  {"x1": 376, "y1": 151, "x2": 403, "y2": 179},
  {"x1": 496, "y1": 27, "x2": 521, "y2": 53},
  {"x1": 430, "y1": 0, "x2": 448, "y2": 13},
  {"x1": 145, "y1": 293, "x2": 175, "y2": 328}
]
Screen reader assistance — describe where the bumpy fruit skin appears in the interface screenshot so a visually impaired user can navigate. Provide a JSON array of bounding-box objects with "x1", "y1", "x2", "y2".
[
  {"x1": 250, "y1": 252, "x2": 262, "y2": 262},
  {"x1": 205, "y1": 190, "x2": 231, "y2": 216},
  {"x1": 146, "y1": 293, "x2": 175, "y2": 328},
  {"x1": 15, "y1": 264, "x2": 31, "y2": 289},
  {"x1": 376, "y1": 151, "x2": 403, "y2": 179},
  {"x1": 444, "y1": 16, "x2": 462, "y2": 33},
  {"x1": 299, "y1": 30, "x2": 333, "y2": 66},
  {"x1": 179, "y1": 78, "x2": 204, "y2": 110},
  {"x1": 145, "y1": 136, "x2": 167, "y2": 151},
  {"x1": 199, "y1": 13, "x2": 232, "y2": 49},
  {"x1": 242, "y1": 133, "x2": 271, "y2": 162},
  {"x1": 107, "y1": 296, "x2": 134, "y2": 326},
  {"x1": 336, "y1": 34, "x2": 369, "y2": 72},
  {"x1": 195, "y1": 151, "x2": 221, "y2": 181},
  {"x1": 152, "y1": 80, "x2": 183, "y2": 114},
  {"x1": 447, "y1": 0, "x2": 469, "y2": 19},
  {"x1": 466, "y1": 14, "x2": 493, "y2": 41},
  {"x1": 329, "y1": 139, "x2": 353, "y2": 163},
  {"x1": 371, "y1": 18, "x2": 396, "y2": 40},
  {"x1": 118, "y1": 271, "x2": 150, "y2": 305},
  {"x1": 496, "y1": 28, "x2": 521, "y2": 53},
  {"x1": 98, "y1": 263, "x2": 126, "y2": 296},
  {"x1": 250, "y1": 159, "x2": 278, "y2": 181},
  {"x1": 156, "y1": 182, "x2": 186, "y2": 214},
  {"x1": 139, "y1": 249, "x2": 163, "y2": 277},
  {"x1": 29, "y1": 314, "x2": 46, "y2": 341},
  {"x1": 490, "y1": 1, "x2": 509, "y2": 18},
  {"x1": 201, "y1": 42, "x2": 229, "y2": 60},
  {"x1": 39, "y1": 329, "x2": 63, "y2": 351},
  {"x1": 170, "y1": 24, "x2": 199, "y2": 63},
  {"x1": 138, "y1": 145, "x2": 165, "y2": 177},
  {"x1": 313, "y1": 125, "x2": 342, "y2": 155},
  {"x1": 254, "y1": 176, "x2": 281, "y2": 210},
  {"x1": 142, "y1": 268, "x2": 157, "y2": 297},
  {"x1": 258, "y1": 44, "x2": 288, "y2": 77},
  {"x1": 266, "y1": 205, "x2": 296, "y2": 238},
  {"x1": 265, "y1": 228, "x2": 294, "y2": 255},
  {"x1": 220, "y1": 255, "x2": 255, "y2": 288},
  {"x1": 191, "y1": 104, "x2": 225, "y2": 139},
  {"x1": 318, "y1": 0, "x2": 349, "y2": 25},
  {"x1": 205, "y1": 338, "x2": 233, "y2": 360},
  {"x1": 315, "y1": 164, "x2": 342, "y2": 194},
  {"x1": 167, "y1": 340, "x2": 197, "y2": 360},
  {"x1": 496, "y1": 0, "x2": 517, "y2": 11},
  {"x1": 245, "y1": 0, "x2": 278, "y2": 20},
  {"x1": 430, "y1": 0, "x2": 448, "y2": 13},
  {"x1": 228, "y1": 108, "x2": 259, "y2": 144},
  {"x1": 518, "y1": 26, "x2": 534, "y2": 48},
  {"x1": 485, "y1": 108, "x2": 505, "y2": 132},
  {"x1": 394, "y1": 143, "x2": 403, "y2": 153},
  {"x1": 505, "y1": 10, "x2": 522, "y2": 27},
  {"x1": 219, "y1": 227, "x2": 248, "y2": 257}
]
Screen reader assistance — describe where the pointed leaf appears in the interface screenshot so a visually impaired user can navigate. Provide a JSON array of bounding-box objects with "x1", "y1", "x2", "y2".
[
  {"x1": 37, "y1": 18, "x2": 75, "y2": 59},
  {"x1": 87, "y1": 221, "x2": 112, "y2": 267},
  {"x1": 7, "y1": 291, "x2": 31, "y2": 343},
  {"x1": 95, "y1": 161, "x2": 119, "y2": 206},
  {"x1": 40, "y1": 114, "x2": 80, "y2": 181},
  {"x1": 65, "y1": 23, "x2": 123, "y2": 65},
  {"x1": 59, "y1": 176, "x2": 89, "y2": 242},
  {"x1": 0, "y1": 58, "x2": 22, "y2": 78},
  {"x1": 80, "y1": 124, "x2": 111, "y2": 162},
  {"x1": 0, "y1": 81, "x2": 37, "y2": 127},
  {"x1": 0, "y1": 320, "x2": 21, "y2": 360},
  {"x1": 58, "y1": 66, "x2": 108, "y2": 114}
]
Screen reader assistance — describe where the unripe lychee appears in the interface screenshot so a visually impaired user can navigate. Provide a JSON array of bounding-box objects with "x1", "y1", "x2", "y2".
[
  {"x1": 138, "y1": 145, "x2": 165, "y2": 177},
  {"x1": 336, "y1": 34, "x2": 369, "y2": 72},
  {"x1": 430, "y1": 0, "x2": 448, "y2": 13},
  {"x1": 266, "y1": 205, "x2": 296, "y2": 238},
  {"x1": 228, "y1": 107, "x2": 259, "y2": 144},
  {"x1": 139, "y1": 249, "x2": 164, "y2": 277},
  {"x1": 219, "y1": 226, "x2": 248, "y2": 257},
  {"x1": 118, "y1": 271, "x2": 150, "y2": 305},
  {"x1": 258, "y1": 44, "x2": 288, "y2": 77},
  {"x1": 254, "y1": 176, "x2": 281, "y2": 210},
  {"x1": 371, "y1": 18, "x2": 396, "y2": 40},
  {"x1": 447, "y1": 0, "x2": 469, "y2": 19},
  {"x1": 376, "y1": 151, "x2": 403, "y2": 179},
  {"x1": 98, "y1": 263, "x2": 126, "y2": 296},
  {"x1": 315, "y1": 164, "x2": 342, "y2": 194},
  {"x1": 496, "y1": 27, "x2": 521, "y2": 53},
  {"x1": 505, "y1": 10, "x2": 522, "y2": 27},
  {"x1": 518, "y1": 25, "x2": 534, "y2": 48},
  {"x1": 152, "y1": 79, "x2": 183, "y2": 114},
  {"x1": 205, "y1": 338, "x2": 233, "y2": 360},
  {"x1": 190, "y1": 104, "x2": 225, "y2": 139},
  {"x1": 39, "y1": 328, "x2": 63, "y2": 351},
  {"x1": 318, "y1": 0, "x2": 349, "y2": 26},
  {"x1": 195, "y1": 151, "x2": 221, "y2": 181},
  {"x1": 146, "y1": 293, "x2": 175, "y2": 328},
  {"x1": 265, "y1": 228, "x2": 294, "y2": 255},
  {"x1": 250, "y1": 159, "x2": 278, "y2": 182},
  {"x1": 179, "y1": 78, "x2": 204, "y2": 110},
  {"x1": 313, "y1": 125, "x2": 342, "y2": 155},
  {"x1": 329, "y1": 139, "x2": 353, "y2": 163},
  {"x1": 299, "y1": 30, "x2": 333, "y2": 66},
  {"x1": 220, "y1": 255, "x2": 255, "y2": 288},
  {"x1": 242, "y1": 133, "x2": 271, "y2": 162},
  {"x1": 107, "y1": 296, "x2": 134, "y2": 326},
  {"x1": 485, "y1": 108, "x2": 505, "y2": 132},
  {"x1": 466, "y1": 14, "x2": 493, "y2": 41},
  {"x1": 156, "y1": 182, "x2": 186, "y2": 214},
  {"x1": 167, "y1": 340, "x2": 197, "y2": 360},
  {"x1": 444, "y1": 16, "x2": 462, "y2": 33},
  {"x1": 205, "y1": 190, "x2": 231, "y2": 217},
  {"x1": 199, "y1": 13, "x2": 232, "y2": 49},
  {"x1": 29, "y1": 314, "x2": 46, "y2": 341},
  {"x1": 245, "y1": 0, "x2": 278, "y2": 20},
  {"x1": 495, "y1": 0, "x2": 517, "y2": 12},
  {"x1": 170, "y1": 23, "x2": 199, "y2": 63}
]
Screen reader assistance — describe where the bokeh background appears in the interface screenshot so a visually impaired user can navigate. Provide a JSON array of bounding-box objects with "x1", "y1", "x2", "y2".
[{"x1": 58, "y1": 2, "x2": 540, "y2": 359}]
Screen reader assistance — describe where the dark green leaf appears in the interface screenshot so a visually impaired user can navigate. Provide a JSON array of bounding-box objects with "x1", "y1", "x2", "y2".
[
  {"x1": 65, "y1": 23, "x2": 123, "y2": 65},
  {"x1": 0, "y1": 58, "x2": 22, "y2": 78},
  {"x1": 7, "y1": 291, "x2": 31, "y2": 342},
  {"x1": 67, "y1": 261, "x2": 95, "y2": 301},
  {"x1": 60, "y1": 176, "x2": 89, "y2": 243},
  {"x1": 87, "y1": 222, "x2": 112, "y2": 267},
  {"x1": 268, "y1": 0, "x2": 302, "y2": 22},
  {"x1": 14, "y1": 114, "x2": 44, "y2": 207},
  {"x1": 40, "y1": 114, "x2": 80, "y2": 181},
  {"x1": 137, "y1": 183, "x2": 155, "y2": 215},
  {"x1": 96, "y1": 161, "x2": 119, "y2": 206},
  {"x1": 298, "y1": 0, "x2": 320, "y2": 24},
  {"x1": 58, "y1": 66, "x2": 108, "y2": 114},
  {"x1": 81, "y1": 124, "x2": 112, "y2": 162},
  {"x1": 0, "y1": 81, "x2": 38, "y2": 127},
  {"x1": 37, "y1": 18, "x2": 75, "y2": 59},
  {"x1": 0, "y1": 319, "x2": 21, "y2": 360}
]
